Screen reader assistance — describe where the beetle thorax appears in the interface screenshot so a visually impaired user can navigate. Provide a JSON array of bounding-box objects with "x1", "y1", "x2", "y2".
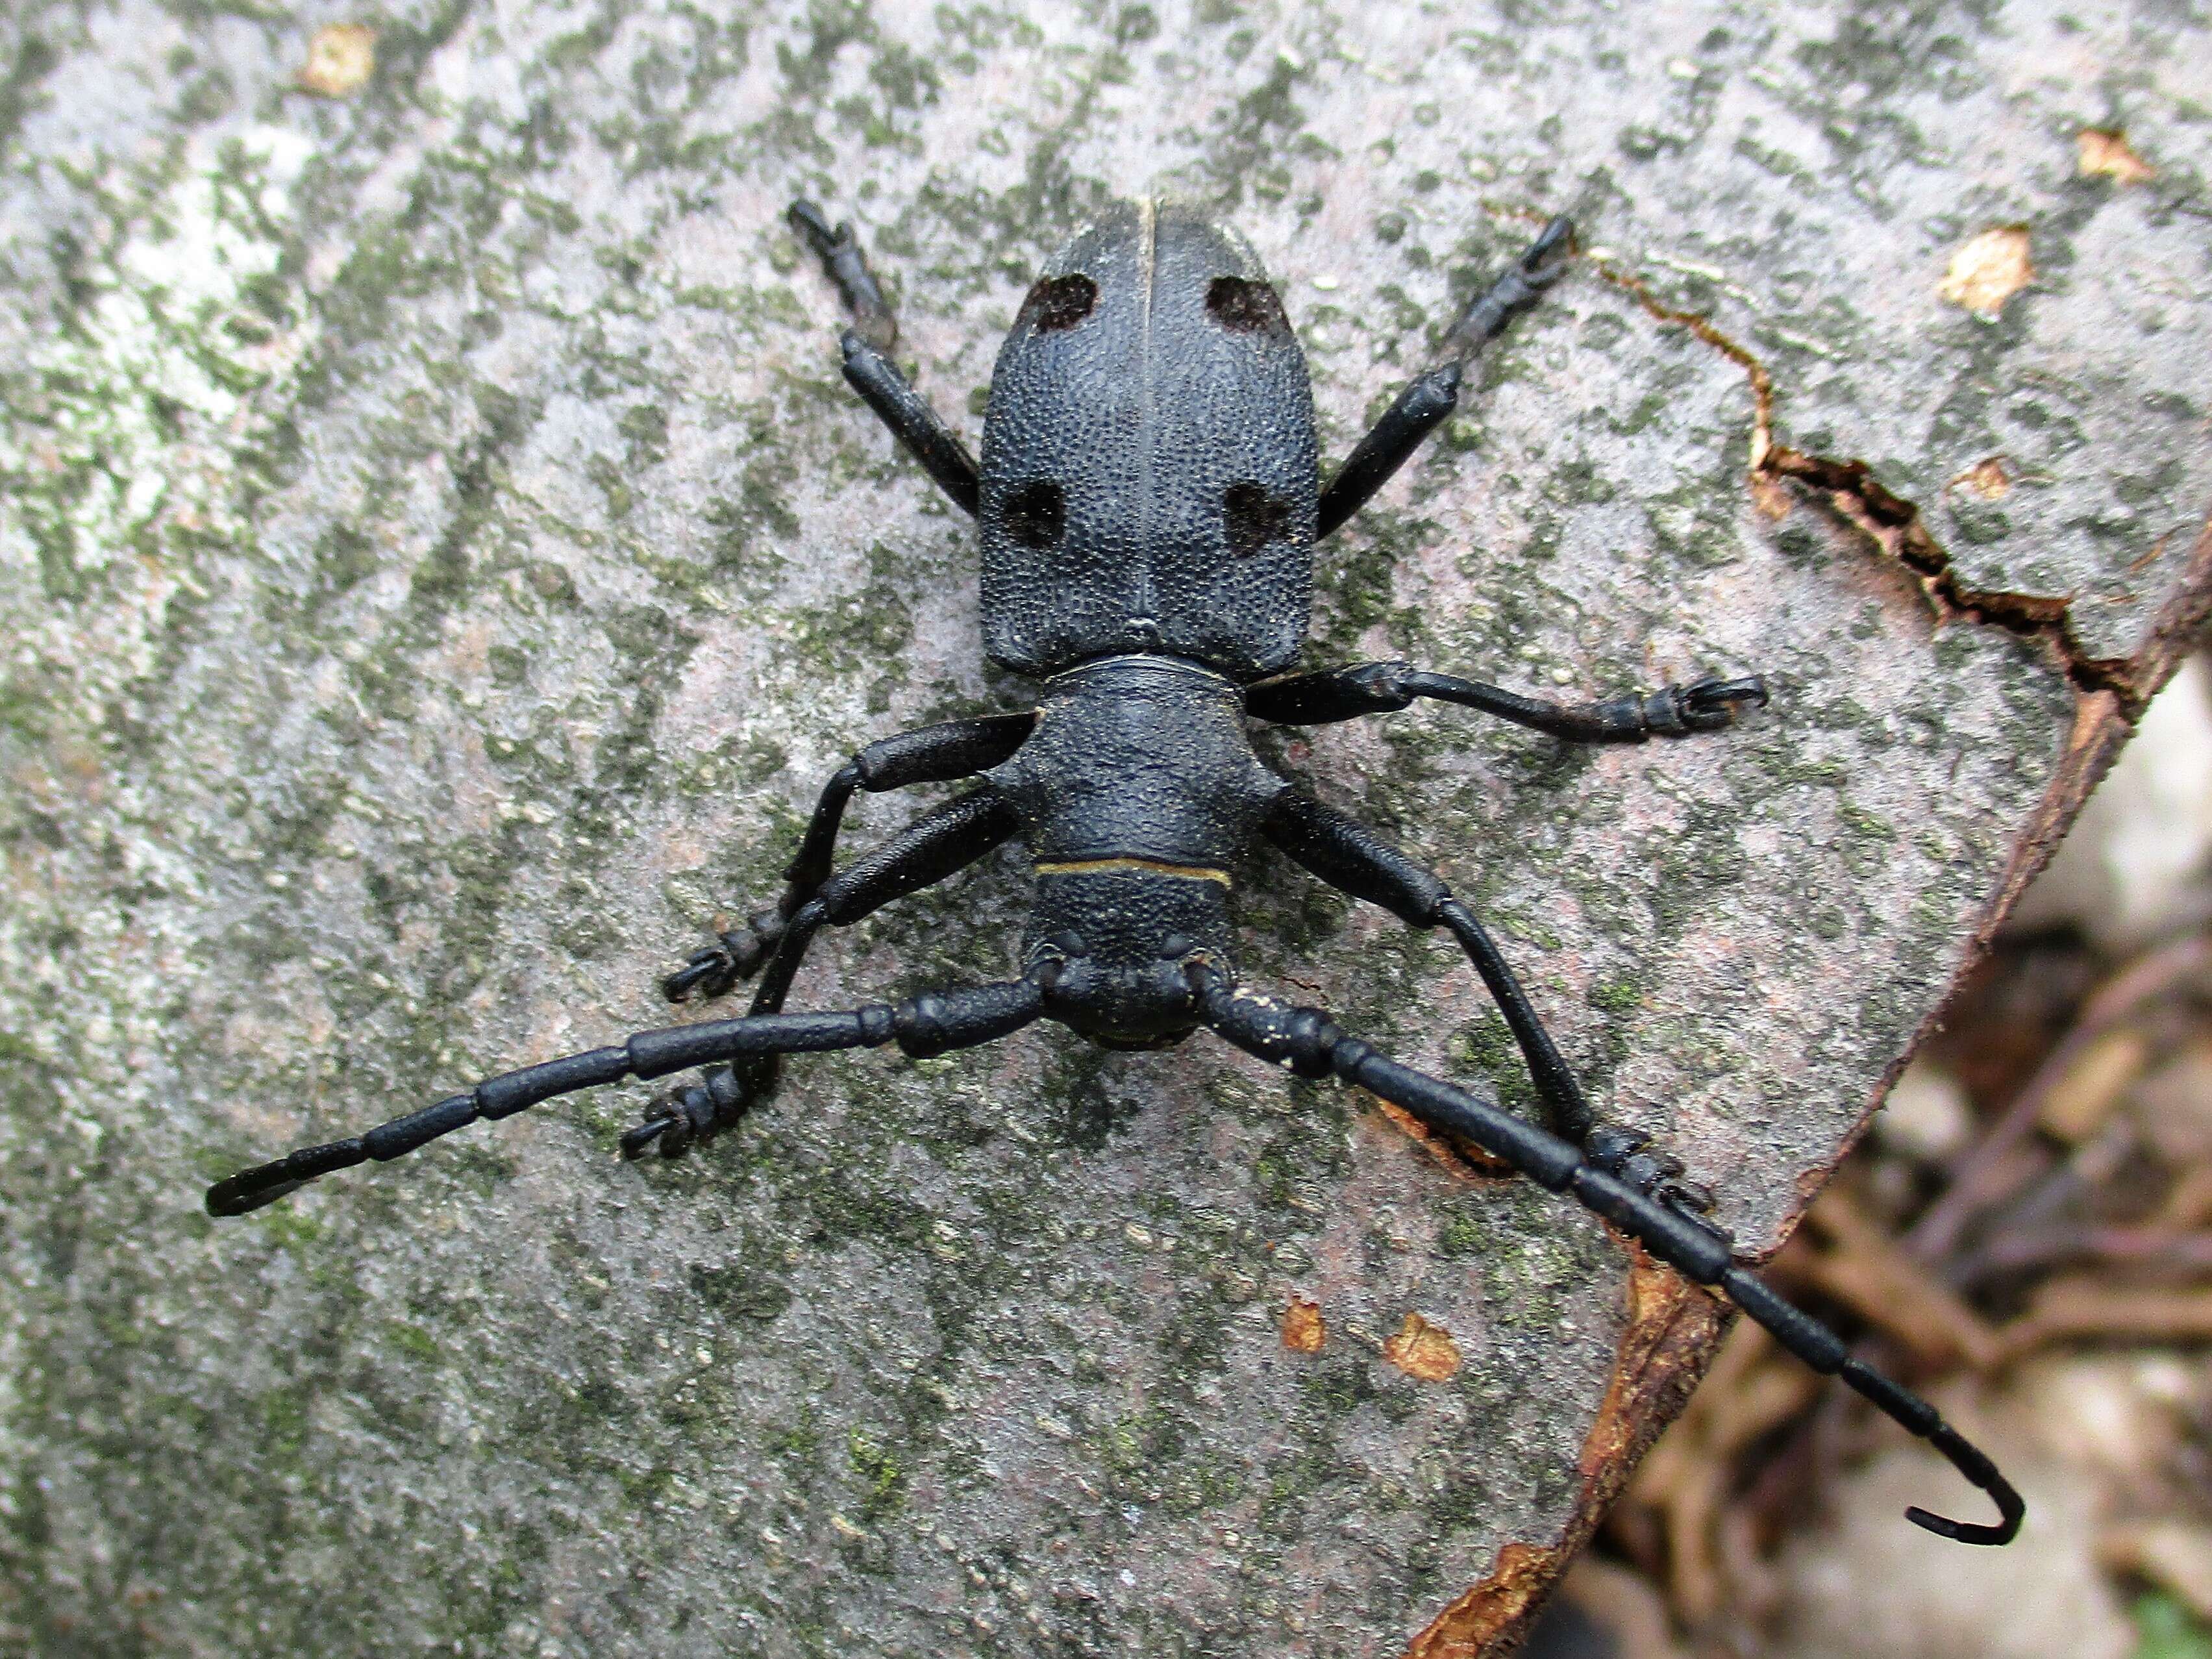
[{"x1": 988, "y1": 653, "x2": 1286, "y2": 1045}]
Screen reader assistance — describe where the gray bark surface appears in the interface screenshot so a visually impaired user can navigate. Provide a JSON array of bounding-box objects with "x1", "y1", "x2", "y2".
[{"x1": 2, "y1": 2, "x2": 2207, "y2": 1654}]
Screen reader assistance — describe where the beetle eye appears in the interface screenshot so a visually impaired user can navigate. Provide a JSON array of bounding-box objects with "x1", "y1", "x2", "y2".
[
  {"x1": 1001, "y1": 480, "x2": 1066, "y2": 549},
  {"x1": 1205, "y1": 276, "x2": 1289, "y2": 336},
  {"x1": 1019, "y1": 273, "x2": 1098, "y2": 333},
  {"x1": 1223, "y1": 481, "x2": 1291, "y2": 557}
]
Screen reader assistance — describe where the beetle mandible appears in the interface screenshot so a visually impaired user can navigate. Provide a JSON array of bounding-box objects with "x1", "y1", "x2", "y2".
[{"x1": 208, "y1": 197, "x2": 2021, "y2": 1547}]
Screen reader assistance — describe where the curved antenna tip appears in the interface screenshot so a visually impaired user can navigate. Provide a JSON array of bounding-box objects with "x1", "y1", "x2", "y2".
[
  {"x1": 1830, "y1": 1349, "x2": 2026, "y2": 1547},
  {"x1": 1905, "y1": 1492, "x2": 2023, "y2": 1548}
]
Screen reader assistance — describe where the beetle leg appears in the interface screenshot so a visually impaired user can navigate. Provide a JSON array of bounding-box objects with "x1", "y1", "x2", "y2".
[
  {"x1": 1260, "y1": 788, "x2": 1590, "y2": 1138},
  {"x1": 1313, "y1": 362, "x2": 1464, "y2": 541},
  {"x1": 664, "y1": 712, "x2": 1035, "y2": 1004},
  {"x1": 1192, "y1": 966, "x2": 2024, "y2": 1550},
  {"x1": 748, "y1": 787, "x2": 1020, "y2": 1019},
  {"x1": 1246, "y1": 660, "x2": 1771, "y2": 743},
  {"x1": 651, "y1": 786, "x2": 1023, "y2": 1144},
  {"x1": 1435, "y1": 892, "x2": 1723, "y2": 1219},
  {"x1": 1316, "y1": 214, "x2": 1575, "y2": 540},
  {"x1": 1260, "y1": 787, "x2": 1726, "y2": 1221},
  {"x1": 789, "y1": 199, "x2": 983, "y2": 516}
]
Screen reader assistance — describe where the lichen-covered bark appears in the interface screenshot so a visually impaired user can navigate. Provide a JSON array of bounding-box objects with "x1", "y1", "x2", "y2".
[{"x1": 1, "y1": 2, "x2": 2206, "y2": 1655}]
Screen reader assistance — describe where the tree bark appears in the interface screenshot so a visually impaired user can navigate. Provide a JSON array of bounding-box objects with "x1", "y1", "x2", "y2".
[{"x1": 2, "y1": 2, "x2": 2207, "y2": 1654}]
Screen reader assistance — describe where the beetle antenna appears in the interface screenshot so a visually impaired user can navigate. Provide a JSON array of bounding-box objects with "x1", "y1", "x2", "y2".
[
  {"x1": 206, "y1": 979, "x2": 1045, "y2": 1216},
  {"x1": 1710, "y1": 1258, "x2": 2022, "y2": 1544},
  {"x1": 1191, "y1": 967, "x2": 2024, "y2": 1546}
]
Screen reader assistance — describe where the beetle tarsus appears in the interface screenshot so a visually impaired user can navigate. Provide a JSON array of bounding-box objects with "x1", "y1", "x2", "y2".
[
  {"x1": 1588, "y1": 1123, "x2": 1726, "y2": 1226},
  {"x1": 1673, "y1": 672, "x2": 1772, "y2": 732},
  {"x1": 634, "y1": 1059, "x2": 768, "y2": 1158},
  {"x1": 788, "y1": 199, "x2": 897, "y2": 353},
  {"x1": 662, "y1": 916, "x2": 784, "y2": 1004},
  {"x1": 1440, "y1": 212, "x2": 1580, "y2": 362}
]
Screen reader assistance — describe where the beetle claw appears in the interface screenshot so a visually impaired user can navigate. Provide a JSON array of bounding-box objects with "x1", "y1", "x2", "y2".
[
  {"x1": 1674, "y1": 673, "x2": 1770, "y2": 731},
  {"x1": 1520, "y1": 213, "x2": 1577, "y2": 282},
  {"x1": 1658, "y1": 1176, "x2": 1719, "y2": 1216},
  {"x1": 661, "y1": 916, "x2": 788, "y2": 1003},
  {"x1": 660, "y1": 949, "x2": 737, "y2": 1003},
  {"x1": 1587, "y1": 1122, "x2": 1730, "y2": 1236},
  {"x1": 625, "y1": 1059, "x2": 774, "y2": 1160},
  {"x1": 620, "y1": 1115, "x2": 677, "y2": 1159}
]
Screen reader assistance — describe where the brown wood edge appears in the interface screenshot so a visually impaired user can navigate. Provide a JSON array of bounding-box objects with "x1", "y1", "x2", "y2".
[
  {"x1": 1792, "y1": 505, "x2": 2212, "y2": 1217},
  {"x1": 1404, "y1": 1247, "x2": 1727, "y2": 1658},
  {"x1": 1397, "y1": 510, "x2": 2212, "y2": 1659}
]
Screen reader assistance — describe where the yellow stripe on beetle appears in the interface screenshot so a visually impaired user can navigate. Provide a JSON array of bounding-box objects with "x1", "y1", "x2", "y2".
[{"x1": 1033, "y1": 857, "x2": 1232, "y2": 887}]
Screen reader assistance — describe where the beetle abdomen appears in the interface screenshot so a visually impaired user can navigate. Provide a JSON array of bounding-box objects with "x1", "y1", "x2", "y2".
[{"x1": 978, "y1": 201, "x2": 1319, "y2": 681}]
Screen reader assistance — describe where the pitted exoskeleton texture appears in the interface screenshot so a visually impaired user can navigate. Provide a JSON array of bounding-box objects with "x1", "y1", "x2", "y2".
[
  {"x1": 977, "y1": 200, "x2": 1319, "y2": 677},
  {"x1": 986, "y1": 654, "x2": 1286, "y2": 869}
]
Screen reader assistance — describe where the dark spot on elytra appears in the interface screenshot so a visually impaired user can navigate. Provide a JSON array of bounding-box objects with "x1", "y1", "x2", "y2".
[
  {"x1": 1019, "y1": 273, "x2": 1098, "y2": 333},
  {"x1": 1223, "y1": 481, "x2": 1291, "y2": 557},
  {"x1": 1001, "y1": 480, "x2": 1066, "y2": 549},
  {"x1": 1206, "y1": 275, "x2": 1289, "y2": 334}
]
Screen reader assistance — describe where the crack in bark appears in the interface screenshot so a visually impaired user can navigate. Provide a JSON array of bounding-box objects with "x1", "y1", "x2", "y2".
[
  {"x1": 1393, "y1": 223, "x2": 2212, "y2": 1659},
  {"x1": 1586, "y1": 257, "x2": 2150, "y2": 712}
]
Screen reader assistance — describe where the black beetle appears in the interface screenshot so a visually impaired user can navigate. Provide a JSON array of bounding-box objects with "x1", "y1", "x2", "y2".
[{"x1": 208, "y1": 197, "x2": 2020, "y2": 1547}]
